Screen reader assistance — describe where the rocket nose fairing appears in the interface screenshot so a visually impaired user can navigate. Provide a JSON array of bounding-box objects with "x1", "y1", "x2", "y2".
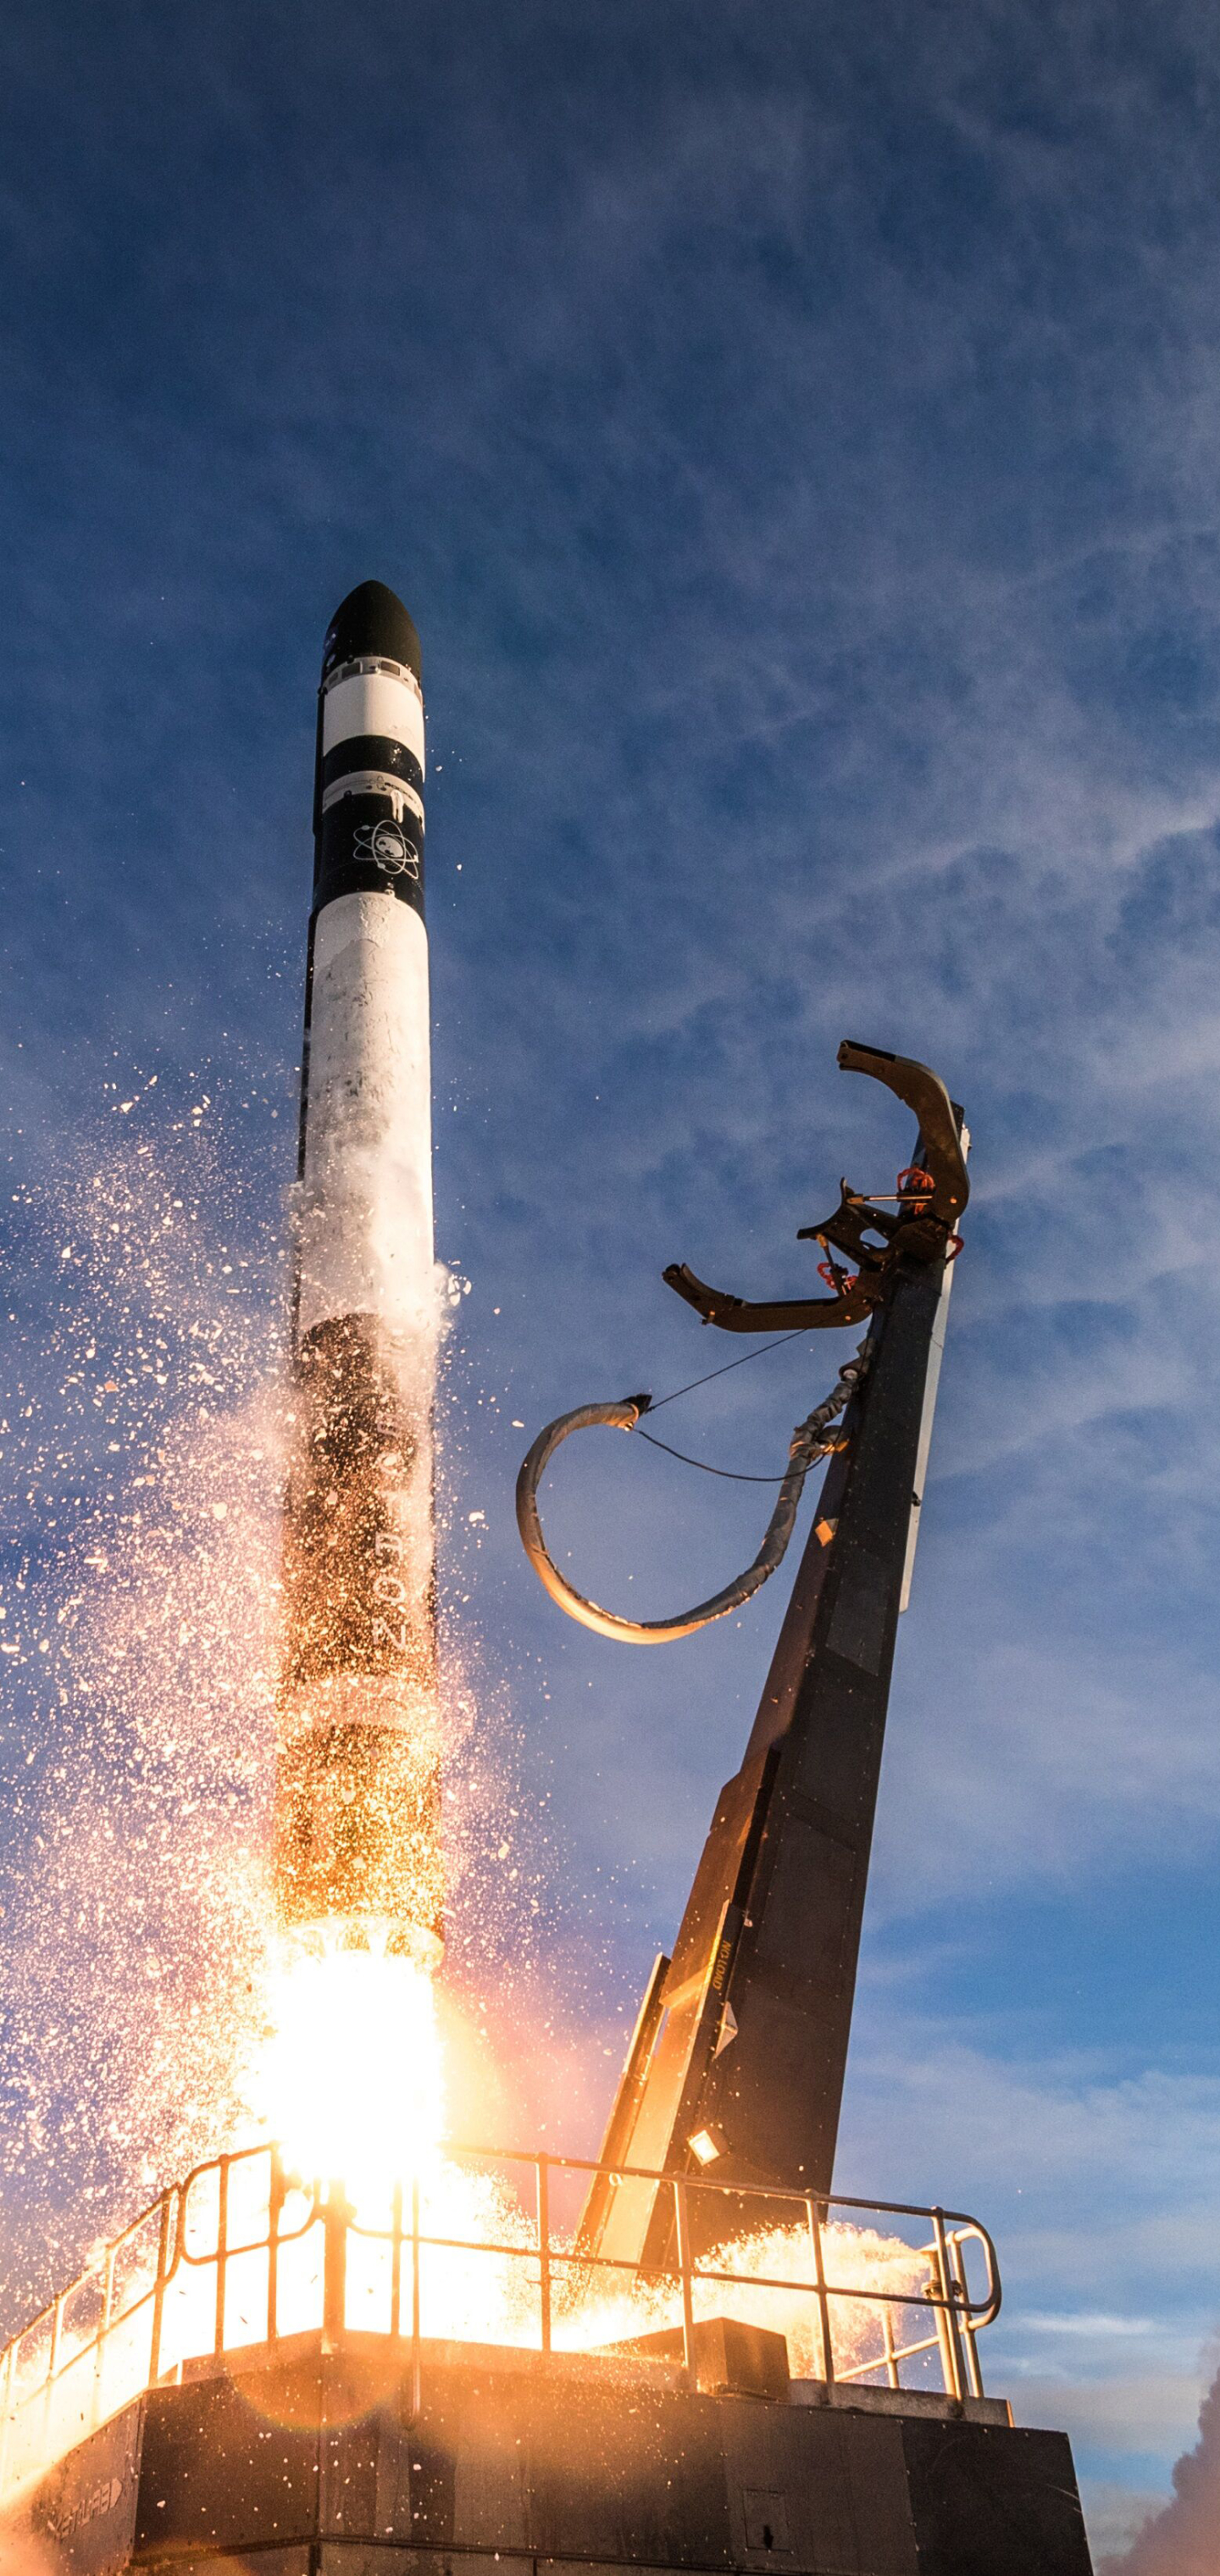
[{"x1": 275, "y1": 580, "x2": 443, "y2": 1966}]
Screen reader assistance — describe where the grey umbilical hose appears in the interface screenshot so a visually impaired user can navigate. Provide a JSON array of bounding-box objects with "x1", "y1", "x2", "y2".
[{"x1": 515, "y1": 1341, "x2": 870, "y2": 1644}]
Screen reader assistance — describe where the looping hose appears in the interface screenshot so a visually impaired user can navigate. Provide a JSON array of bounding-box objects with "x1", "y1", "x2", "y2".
[{"x1": 515, "y1": 1342, "x2": 871, "y2": 1645}]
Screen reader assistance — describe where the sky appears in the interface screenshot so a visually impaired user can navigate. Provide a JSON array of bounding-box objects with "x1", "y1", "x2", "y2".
[{"x1": 3, "y1": 0, "x2": 1220, "y2": 2559}]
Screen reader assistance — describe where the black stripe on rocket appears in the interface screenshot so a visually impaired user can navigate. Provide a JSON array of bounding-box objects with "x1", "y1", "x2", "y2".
[
  {"x1": 320, "y1": 733, "x2": 424, "y2": 800},
  {"x1": 312, "y1": 794, "x2": 424, "y2": 921}
]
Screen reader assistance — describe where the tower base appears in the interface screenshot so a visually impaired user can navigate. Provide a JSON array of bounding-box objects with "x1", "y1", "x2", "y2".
[{"x1": 21, "y1": 2329, "x2": 1093, "y2": 2576}]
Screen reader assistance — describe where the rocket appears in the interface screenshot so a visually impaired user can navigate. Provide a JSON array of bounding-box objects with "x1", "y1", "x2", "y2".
[{"x1": 275, "y1": 580, "x2": 443, "y2": 1968}]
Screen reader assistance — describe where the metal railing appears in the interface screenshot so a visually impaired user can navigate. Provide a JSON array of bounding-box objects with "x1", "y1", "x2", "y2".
[{"x1": 0, "y1": 2140, "x2": 1001, "y2": 2502}]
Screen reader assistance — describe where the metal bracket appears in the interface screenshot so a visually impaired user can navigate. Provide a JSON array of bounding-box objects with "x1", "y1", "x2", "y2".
[{"x1": 663, "y1": 1042, "x2": 968, "y2": 1335}]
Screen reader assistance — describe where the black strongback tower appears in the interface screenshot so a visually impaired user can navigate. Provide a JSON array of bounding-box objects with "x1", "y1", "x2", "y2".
[{"x1": 583, "y1": 1067, "x2": 958, "y2": 2272}]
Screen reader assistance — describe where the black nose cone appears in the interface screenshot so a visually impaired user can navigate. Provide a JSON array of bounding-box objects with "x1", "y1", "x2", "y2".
[{"x1": 322, "y1": 580, "x2": 421, "y2": 684}]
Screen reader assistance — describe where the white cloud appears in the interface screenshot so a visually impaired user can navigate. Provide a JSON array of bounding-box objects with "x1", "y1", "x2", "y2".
[{"x1": 1019, "y1": 2371, "x2": 1206, "y2": 2451}]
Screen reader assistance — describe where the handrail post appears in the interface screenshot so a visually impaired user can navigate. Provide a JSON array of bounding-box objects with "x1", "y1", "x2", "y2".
[
  {"x1": 268, "y1": 2150, "x2": 284, "y2": 2346},
  {"x1": 929, "y1": 2211, "x2": 965, "y2": 2405},
  {"x1": 42, "y1": 2291, "x2": 64, "y2": 2459},
  {"x1": 149, "y1": 2192, "x2": 173, "y2": 2389},
  {"x1": 409, "y1": 2176, "x2": 422, "y2": 2421},
  {"x1": 805, "y1": 2199, "x2": 835, "y2": 2393},
  {"x1": 950, "y1": 2231, "x2": 984, "y2": 2400},
  {"x1": 672, "y1": 2179, "x2": 696, "y2": 2387},
  {"x1": 535, "y1": 2157, "x2": 552, "y2": 2357},
  {"x1": 95, "y1": 2240, "x2": 116, "y2": 2434},
  {"x1": 390, "y1": 2180, "x2": 403, "y2": 2342},
  {"x1": 214, "y1": 2160, "x2": 230, "y2": 2357},
  {"x1": 880, "y1": 2292, "x2": 899, "y2": 2391},
  {"x1": 322, "y1": 2178, "x2": 347, "y2": 2350}
]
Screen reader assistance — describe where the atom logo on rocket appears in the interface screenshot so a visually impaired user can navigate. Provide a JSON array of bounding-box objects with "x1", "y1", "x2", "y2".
[{"x1": 354, "y1": 819, "x2": 420, "y2": 880}]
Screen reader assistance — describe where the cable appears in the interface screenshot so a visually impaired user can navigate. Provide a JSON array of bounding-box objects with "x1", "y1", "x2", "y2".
[
  {"x1": 515, "y1": 1341, "x2": 870, "y2": 1645},
  {"x1": 634, "y1": 1427, "x2": 816, "y2": 1483},
  {"x1": 645, "y1": 1326, "x2": 812, "y2": 1414}
]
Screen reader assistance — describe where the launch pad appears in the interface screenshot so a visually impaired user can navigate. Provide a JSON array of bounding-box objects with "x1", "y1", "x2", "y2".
[
  {"x1": 8, "y1": 2140, "x2": 1092, "y2": 2576},
  {"x1": 25, "y1": 2334, "x2": 1090, "y2": 2576}
]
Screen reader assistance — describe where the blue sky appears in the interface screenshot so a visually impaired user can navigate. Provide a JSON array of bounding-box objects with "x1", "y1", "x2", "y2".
[{"x1": 3, "y1": 0, "x2": 1220, "y2": 2554}]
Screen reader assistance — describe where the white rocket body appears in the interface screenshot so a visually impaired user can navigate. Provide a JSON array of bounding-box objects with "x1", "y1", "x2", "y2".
[
  {"x1": 297, "y1": 890, "x2": 433, "y2": 1346},
  {"x1": 277, "y1": 583, "x2": 442, "y2": 1963}
]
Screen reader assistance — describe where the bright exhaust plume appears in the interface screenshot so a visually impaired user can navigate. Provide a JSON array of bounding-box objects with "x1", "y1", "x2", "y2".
[{"x1": 255, "y1": 1941, "x2": 446, "y2": 2207}]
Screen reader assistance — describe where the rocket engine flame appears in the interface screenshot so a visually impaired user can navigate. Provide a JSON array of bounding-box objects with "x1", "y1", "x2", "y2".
[{"x1": 256, "y1": 1940, "x2": 446, "y2": 2209}]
